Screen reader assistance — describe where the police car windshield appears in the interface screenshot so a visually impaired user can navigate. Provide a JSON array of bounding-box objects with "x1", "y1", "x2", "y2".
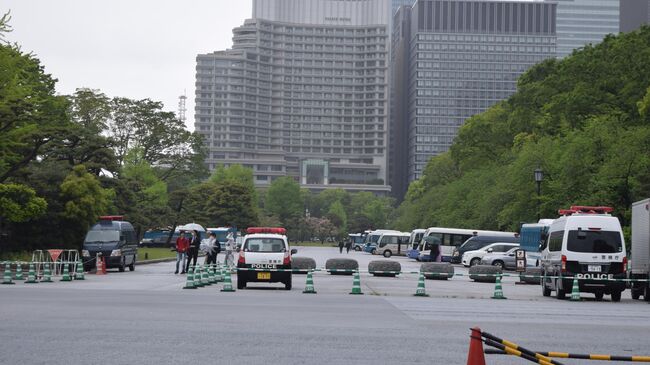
[
  {"x1": 567, "y1": 230, "x2": 622, "y2": 253},
  {"x1": 244, "y1": 238, "x2": 285, "y2": 253},
  {"x1": 85, "y1": 230, "x2": 119, "y2": 243}
]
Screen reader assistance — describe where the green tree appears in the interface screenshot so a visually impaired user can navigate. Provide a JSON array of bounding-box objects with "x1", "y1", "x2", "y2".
[
  {"x1": 0, "y1": 183, "x2": 47, "y2": 223},
  {"x1": 326, "y1": 200, "x2": 347, "y2": 238},
  {"x1": 205, "y1": 180, "x2": 259, "y2": 229},
  {"x1": 59, "y1": 165, "x2": 113, "y2": 229},
  {"x1": 265, "y1": 177, "x2": 303, "y2": 226}
]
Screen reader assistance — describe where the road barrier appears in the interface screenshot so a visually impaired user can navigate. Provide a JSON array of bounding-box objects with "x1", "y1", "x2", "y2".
[
  {"x1": 570, "y1": 277, "x2": 580, "y2": 301},
  {"x1": 485, "y1": 349, "x2": 650, "y2": 362},
  {"x1": 220, "y1": 268, "x2": 235, "y2": 292},
  {"x1": 2, "y1": 262, "x2": 14, "y2": 285},
  {"x1": 25, "y1": 263, "x2": 38, "y2": 284},
  {"x1": 183, "y1": 266, "x2": 196, "y2": 289}
]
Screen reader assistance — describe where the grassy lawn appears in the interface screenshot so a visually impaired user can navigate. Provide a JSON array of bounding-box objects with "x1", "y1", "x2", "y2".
[{"x1": 138, "y1": 247, "x2": 176, "y2": 261}]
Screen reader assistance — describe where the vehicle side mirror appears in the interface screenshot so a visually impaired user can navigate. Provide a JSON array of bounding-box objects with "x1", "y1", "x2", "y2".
[
  {"x1": 487, "y1": 248, "x2": 493, "y2": 253},
  {"x1": 508, "y1": 253, "x2": 515, "y2": 257},
  {"x1": 291, "y1": 248, "x2": 297, "y2": 255}
]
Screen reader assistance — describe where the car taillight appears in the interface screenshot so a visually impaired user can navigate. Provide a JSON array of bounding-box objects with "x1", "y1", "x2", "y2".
[
  {"x1": 238, "y1": 251, "x2": 245, "y2": 264},
  {"x1": 283, "y1": 252, "x2": 290, "y2": 265},
  {"x1": 561, "y1": 255, "x2": 567, "y2": 272},
  {"x1": 622, "y1": 256, "x2": 628, "y2": 273}
]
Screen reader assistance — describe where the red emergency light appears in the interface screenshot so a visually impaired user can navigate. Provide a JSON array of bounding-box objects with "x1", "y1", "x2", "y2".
[
  {"x1": 246, "y1": 227, "x2": 287, "y2": 235},
  {"x1": 99, "y1": 216, "x2": 124, "y2": 221},
  {"x1": 558, "y1": 206, "x2": 613, "y2": 216}
]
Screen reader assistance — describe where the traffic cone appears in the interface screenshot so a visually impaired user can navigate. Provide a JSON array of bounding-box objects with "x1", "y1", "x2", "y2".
[
  {"x1": 220, "y1": 268, "x2": 235, "y2": 292},
  {"x1": 414, "y1": 272, "x2": 429, "y2": 297},
  {"x1": 491, "y1": 274, "x2": 506, "y2": 299},
  {"x1": 1, "y1": 262, "x2": 14, "y2": 285},
  {"x1": 201, "y1": 265, "x2": 210, "y2": 286},
  {"x1": 208, "y1": 264, "x2": 216, "y2": 284},
  {"x1": 75, "y1": 260, "x2": 85, "y2": 280},
  {"x1": 350, "y1": 270, "x2": 363, "y2": 295},
  {"x1": 570, "y1": 277, "x2": 581, "y2": 301},
  {"x1": 466, "y1": 327, "x2": 486, "y2": 365},
  {"x1": 25, "y1": 263, "x2": 38, "y2": 284},
  {"x1": 183, "y1": 266, "x2": 196, "y2": 289},
  {"x1": 60, "y1": 263, "x2": 72, "y2": 281},
  {"x1": 41, "y1": 263, "x2": 53, "y2": 283},
  {"x1": 14, "y1": 262, "x2": 24, "y2": 281},
  {"x1": 303, "y1": 270, "x2": 317, "y2": 294},
  {"x1": 193, "y1": 265, "x2": 203, "y2": 287},
  {"x1": 214, "y1": 263, "x2": 223, "y2": 283},
  {"x1": 95, "y1": 255, "x2": 105, "y2": 275}
]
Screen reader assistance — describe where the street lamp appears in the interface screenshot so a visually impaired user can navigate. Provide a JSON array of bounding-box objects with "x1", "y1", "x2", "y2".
[{"x1": 534, "y1": 167, "x2": 544, "y2": 221}]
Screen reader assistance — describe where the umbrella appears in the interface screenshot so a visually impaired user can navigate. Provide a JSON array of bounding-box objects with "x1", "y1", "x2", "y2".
[
  {"x1": 176, "y1": 223, "x2": 206, "y2": 232},
  {"x1": 423, "y1": 235, "x2": 441, "y2": 244}
]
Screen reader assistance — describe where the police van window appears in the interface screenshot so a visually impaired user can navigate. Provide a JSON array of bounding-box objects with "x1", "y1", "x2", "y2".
[
  {"x1": 85, "y1": 230, "x2": 119, "y2": 243},
  {"x1": 244, "y1": 238, "x2": 285, "y2": 252},
  {"x1": 567, "y1": 230, "x2": 622, "y2": 253},
  {"x1": 548, "y1": 231, "x2": 564, "y2": 251}
]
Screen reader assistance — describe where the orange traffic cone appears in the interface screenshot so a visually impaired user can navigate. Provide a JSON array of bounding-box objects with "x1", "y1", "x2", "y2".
[
  {"x1": 467, "y1": 327, "x2": 486, "y2": 365},
  {"x1": 95, "y1": 255, "x2": 105, "y2": 275}
]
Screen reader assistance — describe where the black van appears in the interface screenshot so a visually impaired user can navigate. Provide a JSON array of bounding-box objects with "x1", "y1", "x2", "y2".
[
  {"x1": 450, "y1": 235, "x2": 520, "y2": 264},
  {"x1": 82, "y1": 216, "x2": 138, "y2": 272}
]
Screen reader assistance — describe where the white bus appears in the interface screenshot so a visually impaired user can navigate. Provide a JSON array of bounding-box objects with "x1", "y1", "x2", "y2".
[{"x1": 417, "y1": 227, "x2": 517, "y2": 262}]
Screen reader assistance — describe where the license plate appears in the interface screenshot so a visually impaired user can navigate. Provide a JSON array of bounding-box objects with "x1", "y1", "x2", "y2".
[
  {"x1": 257, "y1": 272, "x2": 271, "y2": 280},
  {"x1": 588, "y1": 265, "x2": 601, "y2": 273}
]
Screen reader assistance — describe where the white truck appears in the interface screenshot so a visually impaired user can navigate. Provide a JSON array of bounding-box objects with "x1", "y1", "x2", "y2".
[{"x1": 630, "y1": 198, "x2": 650, "y2": 301}]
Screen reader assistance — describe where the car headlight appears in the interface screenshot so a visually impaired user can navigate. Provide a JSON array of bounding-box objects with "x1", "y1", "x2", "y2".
[
  {"x1": 82, "y1": 250, "x2": 90, "y2": 257},
  {"x1": 110, "y1": 249, "x2": 122, "y2": 257}
]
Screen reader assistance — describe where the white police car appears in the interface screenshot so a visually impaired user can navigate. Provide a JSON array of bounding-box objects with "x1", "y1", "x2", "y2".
[{"x1": 236, "y1": 227, "x2": 296, "y2": 290}]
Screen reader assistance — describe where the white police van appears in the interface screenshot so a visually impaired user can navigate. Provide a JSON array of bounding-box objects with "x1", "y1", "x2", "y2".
[
  {"x1": 236, "y1": 227, "x2": 296, "y2": 290},
  {"x1": 540, "y1": 206, "x2": 627, "y2": 301}
]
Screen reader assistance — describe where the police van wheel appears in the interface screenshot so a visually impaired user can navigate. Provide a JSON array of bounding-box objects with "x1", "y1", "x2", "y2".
[
  {"x1": 645, "y1": 286, "x2": 650, "y2": 302},
  {"x1": 555, "y1": 280, "x2": 566, "y2": 300},
  {"x1": 611, "y1": 291, "x2": 622, "y2": 302},
  {"x1": 237, "y1": 279, "x2": 246, "y2": 290},
  {"x1": 631, "y1": 290, "x2": 641, "y2": 300},
  {"x1": 119, "y1": 258, "x2": 126, "y2": 272},
  {"x1": 594, "y1": 292, "x2": 604, "y2": 301},
  {"x1": 284, "y1": 276, "x2": 292, "y2": 290},
  {"x1": 129, "y1": 256, "x2": 135, "y2": 271}
]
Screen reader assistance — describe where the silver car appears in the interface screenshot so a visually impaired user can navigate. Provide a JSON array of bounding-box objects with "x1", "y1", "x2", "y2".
[{"x1": 480, "y1": 247, "x2": 539, "y2": 270}]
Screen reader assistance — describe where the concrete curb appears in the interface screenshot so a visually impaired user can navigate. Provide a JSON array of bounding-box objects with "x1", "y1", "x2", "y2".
[{"x1": 136, "y1": 258, "x2": 176, "y2": 265}]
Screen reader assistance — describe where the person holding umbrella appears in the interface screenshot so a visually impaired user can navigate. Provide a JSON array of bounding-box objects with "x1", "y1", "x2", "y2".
[{"x1": 185, "y1": 230, "x2": 201, "y2": 272}]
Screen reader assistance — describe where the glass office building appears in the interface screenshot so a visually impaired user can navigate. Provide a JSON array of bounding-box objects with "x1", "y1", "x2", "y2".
[
  {"x1": 390, "y1": 0, "x2": 557, "y2": 193},
  {"x1": 554, "y1": 0, "x2": 619, "y2": 58},
  {"x1": 195, "y1": 0, "x2": 391, "y2": 193}
]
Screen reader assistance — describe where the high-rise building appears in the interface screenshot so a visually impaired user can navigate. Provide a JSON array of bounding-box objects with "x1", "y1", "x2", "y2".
[
  {"x1": 390, "y1": 0, "x2": 557, "y2": 196},
  {"x1": 392, "y1": 0, "x2": 417, "y2": 16},
  {"x1": 620, "y1": 0, "x2": 650, "y2": 33},
  {"x1": 195, "y1": 0, "x2": 391, "y2": 194},
  {"x1": 554, "y1": 0, "x2": 619, "y2": 58}
]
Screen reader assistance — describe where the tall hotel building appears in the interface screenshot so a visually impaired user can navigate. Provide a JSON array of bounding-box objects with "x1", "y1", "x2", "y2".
[
  {"x1": 554, "y1": 0, "x2": 619, "y2": 58},
  {"x1": 390, "y1": 0, "x2": 557, "y2": 197},
  {"x1": 195, "y1": 0, "x2": 391, "y2": 193}
]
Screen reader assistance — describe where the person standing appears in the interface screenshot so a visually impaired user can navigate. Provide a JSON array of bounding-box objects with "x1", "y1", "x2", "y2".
[
  {"x1": 224, "y1": 232, "x2": 235, "y2": 269},
  {"x1": 345, "y1": 238, "x2": 352, "y2": 253},
  {"x1": 430, "y1": 242, "x2": 442, "y2": 262},
  {"x1": 338, "y1": 240, "x2": 344, "y2": 254},
  {"x1": 174, "y1": 231, "x2": 189, "y2": 274},
  {"x1": 185, "y1": 230, "x2": 201, "y2": 272},
  {"x1": 205, "y1": 232, "x2": 220, "y2": 265}
]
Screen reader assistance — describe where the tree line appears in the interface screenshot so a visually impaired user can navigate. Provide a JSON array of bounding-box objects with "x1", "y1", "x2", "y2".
[
  {"x1": 0, "y1": 14, "x2": 394, "y2": 255},
  {"x1": 393, "y1": 26, "x2": 650, "y2": 233}
]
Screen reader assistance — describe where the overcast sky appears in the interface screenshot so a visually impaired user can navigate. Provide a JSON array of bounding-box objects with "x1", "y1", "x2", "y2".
[{"x1": 2, "y1": 0, "x2": 252, "y2": 130}]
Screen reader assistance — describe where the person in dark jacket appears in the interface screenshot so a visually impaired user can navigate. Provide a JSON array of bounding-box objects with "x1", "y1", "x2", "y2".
[
  {"x1": 430, "y1": 242, "x2": 441, "y2": 262},
  {"x1": 338, "y1": 240, "x2": 344, "y2": 253},
  {"x1": 345, "y1": 238, "x2": 352, "y2": 253},
  {"x1": 185, "y1": 230, "x2": 201, "y2": 272}
]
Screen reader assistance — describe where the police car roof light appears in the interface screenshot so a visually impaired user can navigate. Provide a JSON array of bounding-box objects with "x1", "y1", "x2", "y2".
[
  {"x1": 99, "y1": 215, "x2": 123, "y2": 221},
  {"x1": 558, "y1": 206, "x2": 613, "y2": 216},
  {"x1": 246, "y1": 227, "x2": 287, "y2": 235}
]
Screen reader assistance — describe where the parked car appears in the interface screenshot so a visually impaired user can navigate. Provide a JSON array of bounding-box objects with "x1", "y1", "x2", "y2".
[
  {"x1": 82, "y1": 216, "x2": 138, "y2": 272},
  {"x1": 451, "y1": 234, "x2": 520, "y2": 263},
  {"x1": 480, "y1": 247, "x2": 539, "y2": 270},
  {"x1": 461, "y1": 242, "x2": 520, "y2": 267}
]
